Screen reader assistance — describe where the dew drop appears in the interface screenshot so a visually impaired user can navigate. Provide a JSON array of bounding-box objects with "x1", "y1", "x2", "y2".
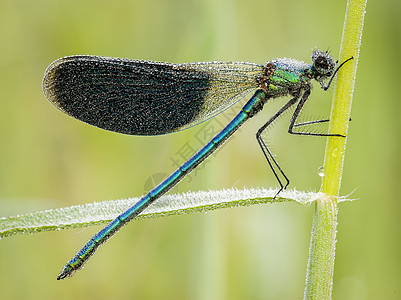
[{"x1": 318, "y1": 166, "x2": 325, "y2": 177}]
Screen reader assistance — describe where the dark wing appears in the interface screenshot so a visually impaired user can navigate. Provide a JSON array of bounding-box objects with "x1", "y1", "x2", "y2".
[{"x1": 43, "y1": 56, "x2": 264, "y2": 135}]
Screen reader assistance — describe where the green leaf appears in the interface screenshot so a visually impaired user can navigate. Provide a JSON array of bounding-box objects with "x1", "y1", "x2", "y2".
[{"x1": 1, "y1": 187, "x2": 314, "y2": 239}]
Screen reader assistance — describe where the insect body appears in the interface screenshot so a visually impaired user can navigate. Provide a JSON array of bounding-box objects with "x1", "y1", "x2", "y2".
[{"x1": 42, "y1": 49, "x2": 352, "y2": 279}]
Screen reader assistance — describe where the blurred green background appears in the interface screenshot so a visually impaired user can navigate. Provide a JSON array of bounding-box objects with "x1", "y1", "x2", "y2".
[{"x1": 0, "y1": 0, "x2": 399, "y2": 299}]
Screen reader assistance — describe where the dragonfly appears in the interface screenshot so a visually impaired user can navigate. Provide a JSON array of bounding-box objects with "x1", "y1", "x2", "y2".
[{"x1": 42, "y1": 49, "x2": 352, "y2": 280}]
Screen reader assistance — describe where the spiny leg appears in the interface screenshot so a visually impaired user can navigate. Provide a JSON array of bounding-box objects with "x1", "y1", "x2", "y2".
[
  {"x1": 293, "y1": 119, "x2": 330, "y2": 128},
  {"x1": 293, "y1": 118, "x2": 351, "y2": 130},
  {"x1": 256, "y1": 95, "x2": 300, "y2": 197},
  {"x1": 288, "y1": 87, "x2": 346, "y2": 138}
]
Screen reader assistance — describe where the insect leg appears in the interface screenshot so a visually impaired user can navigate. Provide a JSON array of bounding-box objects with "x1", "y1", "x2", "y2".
[
  {"x1": 256, "y1": 95, "x2": 300, "y2": 196},
  {"x1": 288, "y1": 88, "x2": 346, "y2": 137}
]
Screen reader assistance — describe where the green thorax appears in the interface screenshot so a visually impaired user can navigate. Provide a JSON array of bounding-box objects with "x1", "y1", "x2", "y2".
[{"x1": 266, "y1": 57, "x2": 312, "y2": 97}]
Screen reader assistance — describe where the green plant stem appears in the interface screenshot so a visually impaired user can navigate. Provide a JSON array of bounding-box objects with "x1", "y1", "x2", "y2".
[{"x1": 303, "y1": 0, "x2": 367, "y2": 299}]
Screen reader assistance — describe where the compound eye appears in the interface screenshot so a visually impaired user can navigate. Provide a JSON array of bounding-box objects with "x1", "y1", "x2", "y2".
[
  {"x1": 315, "y1": 57, "x2": 329, "y2": 72},
  {"x1": 312, "y1": 50, "x2": 335, "y2": 76}
]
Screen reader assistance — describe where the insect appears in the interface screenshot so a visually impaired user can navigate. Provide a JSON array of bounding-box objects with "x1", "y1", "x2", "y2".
[{"x1": 42, "y1": 49, "x2": 352, "y2": 279}]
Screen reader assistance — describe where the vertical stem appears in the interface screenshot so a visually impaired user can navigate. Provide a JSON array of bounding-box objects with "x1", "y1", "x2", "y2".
[{"x1": 304, "y1": 0, "x2": 367, "y2": 299}]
